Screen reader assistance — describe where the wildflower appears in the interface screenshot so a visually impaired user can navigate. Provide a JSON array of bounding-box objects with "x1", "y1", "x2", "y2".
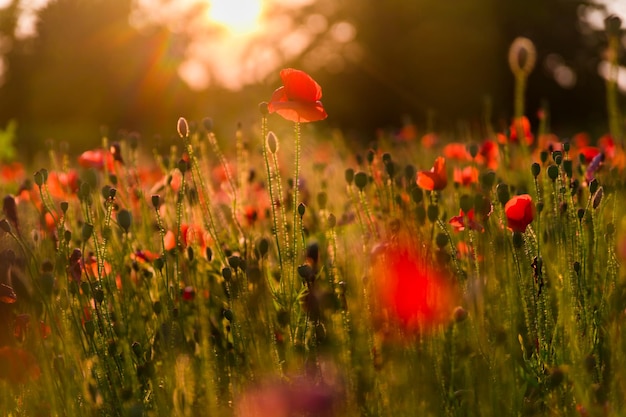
[
  {"x1": 267, "y1": 68, "x2": 327, "y2": 123},
  {"x1": 416, "y1": 157, "x2": 447, "y2": 191},
  {"x1": 420, "y1": 133, "x2": 438, "y2": 148},
  {"x1": 443, "y1": 143, "x2": 471, "y2": 161},
  {"x1": 453, "y1": 166, "x2": 479, "y2": 187},
  {"x1": 449, "y1": 209, "x2": 483, "y2": 232},
  {"x1": 372, "y1": 244, "x2": 456, "y2": 331},
  {"x1": 0, "y1": 162, "x2": 25, "y2": 183},
  {"x1": 509, "y1": 116, "x2": 534, "y2": 145},
  {"x1": 504, "y1": 194, "x2": 534, "y2": 232},
  {"x1": 78, "y1": 149, "x2": 115, "y2": 171},
  {"x1": 578, "y1": 146, "x2": 601, "y2": 163},
  {"x1": 477, "y1": 139, "x2": 499, "y2": 169}
]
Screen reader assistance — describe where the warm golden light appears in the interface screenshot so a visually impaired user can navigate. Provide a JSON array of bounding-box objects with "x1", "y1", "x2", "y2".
[{"x1": 207, "y1": 0, "x2": 263, "y2": 34}]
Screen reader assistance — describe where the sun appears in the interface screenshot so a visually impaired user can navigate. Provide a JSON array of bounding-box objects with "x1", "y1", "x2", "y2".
[{"x1": 207, "y1": 0, "x2": 264, "y2": 34}]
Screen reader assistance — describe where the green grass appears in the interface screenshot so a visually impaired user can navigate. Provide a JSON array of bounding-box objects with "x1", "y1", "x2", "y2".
[{"x1": 1, "y1": 99, "x2": 626, "y2": 416}]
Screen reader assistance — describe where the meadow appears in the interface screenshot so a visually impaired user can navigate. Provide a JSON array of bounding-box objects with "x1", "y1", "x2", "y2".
[{"x1": 1, "y1": 36, "x2": 626, "y2": 417}]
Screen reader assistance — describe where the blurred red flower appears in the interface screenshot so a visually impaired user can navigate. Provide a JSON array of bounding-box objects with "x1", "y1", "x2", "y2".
[
  {"x1": 449, "y1": 208, "x2": 483, "y2": 232},
  {"x1": 453, "y1": 166, "x2": 479, "y2": 187},
  {"x1": 578, "y1": 146, "x2": 601, "y2": 163},
  {"x1": 373, "y1": 246, "x2": 456, "y2": 331},
  {"x1": 416, "y1": 157, "x2": 447, "y2": 191},
  {"x1": 268, "y1": 68, "x2": 327, "y2": 123},
  {"x1": 477, "y1": 139, "x2": 499, "y2": 169},
  {"x1": 78, "y1": 149, "x2": 114, "y2": 171},
  {"x1": 509, "y1": 116, "x2": 534, "y2": 145},
  {"x1": 443, "y1": 143, "x2": 471, "y2": 161},
  {"x1": 505, "y1": 194, "x2": 534, "y2": 232}
]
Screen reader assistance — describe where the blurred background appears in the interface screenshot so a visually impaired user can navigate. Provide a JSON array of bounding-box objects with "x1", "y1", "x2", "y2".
[{"x1": 0, "y1": 0, "x2": 624, "y2": 156}]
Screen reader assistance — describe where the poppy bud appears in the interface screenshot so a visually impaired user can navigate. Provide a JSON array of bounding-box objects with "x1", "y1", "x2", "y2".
[
  {"x1": 151, "y1": 195, "x2": 161, "y2": 210},
  {"x1": 298, "y1": 202, "x2": 306, "y2": 218},
  {"x1": 427, "y1": 204, "x2": 439, "y2": 223},
  {"x1": 255, "y1": 238, "x2": 269, "y2": 258},
  {"x1": 460, "y1": 194, "x2": 473, "y2": 213},
  {"x1": 117, "y1": 209, "x2": 132, "y2": 233},
  {"x1": 222, "y1": 267, "x2": 232, "y2": 282},
  {"x1": 34, "y1": 170, "x2": 44, "y2": 187},
  {"x1": 223, "y1": 309, "x2": 234, "y2": 322},
  {"x1": 508, "y1": 37, "x2": 536, "y2": 76},
  {"x1": 177, "y1": 159, "x2": 188, "y2": 174},
  {"x1": 481, "y1": 170, "x2": 496, "y2": 189},
  {"x1": 344, "y1": 168, "x2": 354, "y2": 185},
  {"x1": 266, "y1": 131, "x2": 279, "y2": 154},
  {"x1": 177, "y1": 117, "x2": 189, "y2": 138},
  {"x1": 453, "y1": 306, "x2": 468, "y2": 323},
  {"x1": 354, "y1": 172, "x2": 368, "y2": 191},
  {"x1": 547, "y1": 165, "x2": 559, "y2": 181},
  {"x1": 411, "y1": 187, "x2": 423, "y2": 204},
  {"x1": 496, "y1": 183, "x2": 510, "y2": 206},
  {"x1": 258, "y1": 102, "x2": 269, "y2": 116},
  {"x1": 563, "y1": 160, "x2": 573, "y2": 178},
  {"x1": 531, "y1": 162, "x2": 541, "y2": 178},
  {"x1": 592, "y1": 186, "x2": 603, "y2": 209},
  {"x1": 203, "y1": 117, "x2": 214, "y2": 132},
  {"x1": 82, "y1": 223, "x2": 94, "y2": 241},
  {"x1": 435, "y1": 232, "x2": 448, "y2": 249}
]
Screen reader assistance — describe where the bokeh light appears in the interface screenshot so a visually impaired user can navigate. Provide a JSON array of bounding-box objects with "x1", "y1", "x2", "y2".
[{"x1": 205, "y1": 0, "x2": 263, "y2": 34}]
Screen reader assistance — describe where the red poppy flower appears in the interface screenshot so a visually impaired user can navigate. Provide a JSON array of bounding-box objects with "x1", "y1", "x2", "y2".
[
  {"x1": 504, "y1": 194, "x2": 534, "y2": 233},
  {"x1": 443, "y1": 143, "x2": 471, "y2": 161},
  {"x1": 453, "y1": 166, "x2": 479, "y2": 187},
  {"x1": 268, "y1": 68, "x2": 328, "y2": 123},
  {"x1": 509, "y1": 116, "x2": 534, "y2": 145},
  {"x1": 578, "y1": 146, "x2": 601, "y2": 163},
  {"x1": 449, "y1": 209, "x2": 483, "y2": 232},
  {"x1": 78, "y1": 149, "x2": 115, "y2": 171},
  {"x1": 416, "y1": 157, "x2": 448, "y2": 191},
  {"x1": 372, "y1": 246, "x2": 456, "y2": 331},
  {"x1": 477, "y1": 139, "x2": 499, "y2": 169}
]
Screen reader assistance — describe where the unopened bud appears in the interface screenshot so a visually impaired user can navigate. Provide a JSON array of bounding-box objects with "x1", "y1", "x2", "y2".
[
  {"x1": 508, "y1": 37, "x2": 536, "y2": 76},
  {"x1": 177, "y1": 117, "x2": 189, "y2": 138}
]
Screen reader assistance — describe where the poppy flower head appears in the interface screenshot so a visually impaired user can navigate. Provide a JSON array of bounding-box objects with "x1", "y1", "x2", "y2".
[
  {"x1": 268, "y1": 68, "x2": 328, "y2": 123},
  {"x1": 78, "y1": 149, "x2": 115, "y2": 171},
  {"x1": 372, "y1": 244, "x2": 457, "y2": 332},
  {"x1": 453, "y1": 166, "x2": 479, "y2": 187},
  {"x1": 509, "y1": 116, "x2": 534, "y2": 145},
  {"x1": 504, "y1": 194, "x2": 534, "y2": 233},
  {"x1": 416, "y1": 157, "x2": 448, "y2": 191}
]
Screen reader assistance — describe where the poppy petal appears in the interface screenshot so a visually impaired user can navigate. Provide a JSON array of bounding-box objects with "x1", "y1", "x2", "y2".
[
  {"x1": 280, "y1": 68, "x2": 322, "y2": 102},
  {"x1": 269, "y1": 101, "x2": 327, "y2": 123}
]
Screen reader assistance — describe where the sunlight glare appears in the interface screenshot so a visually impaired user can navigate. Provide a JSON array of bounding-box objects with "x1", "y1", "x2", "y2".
[{"x1": 207, "y1": 0, "x2": 263, "y2": 34}]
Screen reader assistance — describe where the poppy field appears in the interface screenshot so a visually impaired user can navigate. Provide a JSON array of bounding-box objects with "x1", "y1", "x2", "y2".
[{"x1": 2, "y1": 38, "x2": 626, "y2": 417}]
